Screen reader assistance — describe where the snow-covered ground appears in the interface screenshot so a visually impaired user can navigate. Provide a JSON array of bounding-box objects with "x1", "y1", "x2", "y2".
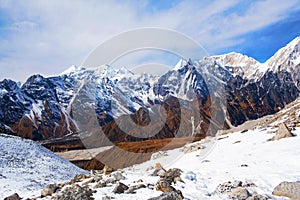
[
  {"x1": 0, "y1": 134, "x2": 87, "y2": 199},
  {"x1": 91, "y1": 127, "x2": 300, "y2": 199},
  {"x1": 0, "y1": 127, "x2": 299, "y2": 199}
]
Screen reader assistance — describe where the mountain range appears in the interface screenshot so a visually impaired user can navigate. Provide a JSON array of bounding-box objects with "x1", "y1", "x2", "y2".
[{"x1": 0, "y1": 36, "x2": 299, "y2": 151}]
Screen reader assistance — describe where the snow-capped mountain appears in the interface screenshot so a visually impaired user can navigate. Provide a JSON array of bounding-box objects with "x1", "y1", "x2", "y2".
[{"x1": 0, "y1": 36, "x2": 299, "y2": 149}]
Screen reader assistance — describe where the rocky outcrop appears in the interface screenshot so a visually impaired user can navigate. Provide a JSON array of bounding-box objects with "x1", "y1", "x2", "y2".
[
  {"x1": 270, "y1": 123, "x2": 294, "y2": 141},
  {"x1": 272, "y1": 181, "x2": 300, "y2": 200}
]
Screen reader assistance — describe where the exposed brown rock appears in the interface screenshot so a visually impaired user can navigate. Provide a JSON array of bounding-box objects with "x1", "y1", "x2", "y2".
[
  {"x1": 270, "y1": 123, "x2": 294, "y2": 141},
  {"x1": 272, "y1": 181, "x2": 300, "y2": 200}
]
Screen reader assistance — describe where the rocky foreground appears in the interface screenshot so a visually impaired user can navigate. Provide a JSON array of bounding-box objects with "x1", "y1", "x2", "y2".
[{"x1": 3, "y1": 121, "x2": 300, "y2": 200}]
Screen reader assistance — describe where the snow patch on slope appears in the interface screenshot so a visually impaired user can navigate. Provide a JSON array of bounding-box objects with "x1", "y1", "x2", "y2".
[{"x1": 0, "y1": 134, "x2": 87, "y2": 199}]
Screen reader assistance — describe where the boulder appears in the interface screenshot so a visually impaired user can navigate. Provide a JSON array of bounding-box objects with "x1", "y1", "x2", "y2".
[
  {"x1": 151, "y1": 163, "x2": 166, "y2": 177},
  {"x1": 41, "y1": 183, "x2": 58, "y2": 197},
  {"x1": 3, "y1": 193, "x2": 21, "y2": 200},
  {"x1": 246, "y1": 192, "x2": 269, "y2": 200},
  {"x1": 52, "y1": 184, "x2": 95, "y2": 200},
  {"x1": 148, "y1": 191, "x2": 184, "y2": 200},
  {"x1": 160, "y1": 168, "x2": 183, "y2": 184},
  {"x1": 270, "y1": 123, "x2": 294, "y2": 141},
  {"x1": 156, "y1": 180, "x2": 176, "y2": 193},
  {"x1": 229, "y1": 187, "x2": 250, "y2": 200},
  {"x1": 272, "y1": 181, "x2": 300, "y2": 200},
  {"x1": 215, "y1": 180, "x2": 243, "y2": 194},
  {"x1": 127, "y1": 183, "x2": 147, "y2": 194},
  {"x1": 112, "y1": 182, "x2": 129, "y2": 194},
  {"x1": 103, "y1": 165, "x2": 114, "y2": 175},
  {"x1": 181, "y1": 142, "x2": 204, "y2": 153}
]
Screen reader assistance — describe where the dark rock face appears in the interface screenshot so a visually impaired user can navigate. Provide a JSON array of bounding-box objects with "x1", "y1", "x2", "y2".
[{"x1": 226, "y1": 71, "x2": 299, "y2": 126}]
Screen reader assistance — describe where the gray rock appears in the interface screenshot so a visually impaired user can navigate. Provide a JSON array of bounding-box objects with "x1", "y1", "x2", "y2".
[
  {"x1": 215, "y1": 181, "x2": 243, "y2": 194},
  {"x1": 103, "y1": 165, "x2": 114, "y2": 175},
  {"x1": 127, "y1": 184, "x2": 146, "y2": 194},
  {"x1": 246, "y1": 192, "x2": 269, "y2": 200},
  {"x1": 182, "y1": 142, "x2": 205, "y2": 153},
  {"x1": 52, "y1": 184, "x2": 94, "y2": 200},
  {"x1": 112, "y1": 182, "x2": 129, "y2": 194},
  {"x1": 229, "y1": 187, "x2": 250, "y2": 200},
  {"x1": 148, "y1": 191, "x2": 184, "y2": 200},
  {"x1": 93, "y1": 180, "x2": 107, "y2": 189},
  {"x1": 4, "y1": 193, "x2": 21, "y2": 200},
  {"x1": 160, "y1": 168, "x2": 183, "y2": 184},
  {"x1": 156, "y1": 180, "x2": 176, "y2": 192},
  {"x1": 270, "y1": 123, "x2": 294, "y2": 141},
  {"x1": 41, "y1": 183, "x2": 58, "y2": 197},
  {"x1": 272, "y1": 181, "x2": 300, "y2": 200}
]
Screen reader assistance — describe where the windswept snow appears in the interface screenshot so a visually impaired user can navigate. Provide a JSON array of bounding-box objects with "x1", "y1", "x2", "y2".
[{"x1": 0, "y1": 134, "x2": 87, "y2": 199}]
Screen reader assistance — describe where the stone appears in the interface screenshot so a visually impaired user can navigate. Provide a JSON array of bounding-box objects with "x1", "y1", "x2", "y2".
[
  {"x1": 161, "y1": 168, "x2": 183, "y2": 183},
  {"x1": 4, "y1": 193, "x2": 21, "y2": 200},
  {"x1": 151, "y1": 164, "x2": 166, "y2": 177},
  {"x1": 148, "y1": 191, "x2": 184, "y2": 200},
  {"x1": 182, "y1": 142, "x2": 205, "y2": 153},
  {"x1": 229, "y1": 187, "x2": 250, "y2": 200},
  {"x1": 41, "y1": 183, "x2": 58, "y2": 197},
  {"x1": 151, "y1": 151, "x2": 168, "y2": 160},
  {"x1": 112, "y1": 182, "x2": 129, "y2": 194},
  {"x1": 112, "y1": 172, "x2": 126, "y2": 181},
  {"x1": 241, "y1": 129, "x2": 248, "y2": 133},
  {"x1": 93, "y1": 180, "x2": 107, "y2": 189},
  {"x1": 52, "y1": 184, "x2": 95, "y2": 200},
  {"x1": 215, "y1": 181, "x2": 243, "y2": 194},
  {"x1": 127, "y1": 184, "x2": 146, "y2": 194},
  {"x1": 155, "y1": 163, "x2": 163, "y2": 169},
  {"x1": 270, "y1": 123, "x2": 294, "y2": 141},
  {"x1": 105, "y1": 172, "x2": 126, "y2": 184},
  {"x1": 246, "y1": 192, "x2": 269, "y2": 200},
  {"x1": 272, "y1": 181, "x2": 300, "y2": 200},
  {"x1": 155, "y1": 180, "x2": 176, "y2": 193},
  {"x1": 71, "y1": 174, "x2": 90, "y2": 183},
  {"x1": 103, "y1": 165, "x2": 114, "y2": 175}
]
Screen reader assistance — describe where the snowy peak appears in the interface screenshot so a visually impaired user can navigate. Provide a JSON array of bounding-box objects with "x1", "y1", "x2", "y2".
[
  {"x1": 207, "y1": 52, "x2": 261, "y2": 79},
  {"x1": 60, "y1": 65, "x2": 84, "y2": 75},
  {"x1": 174, "y1": 59, "x2": 188, "y2": 70},
  {"x1": 210, "y1": 52, "x2": 260, "y2": 68},
  {"x1": 266, "y1": 36, "x2": 300, "y2": 72}
]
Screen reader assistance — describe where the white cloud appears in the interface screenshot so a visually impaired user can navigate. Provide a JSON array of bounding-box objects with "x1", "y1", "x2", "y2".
[{"x1": 0, "y1": 0, "x2": 299, "y2": 81}]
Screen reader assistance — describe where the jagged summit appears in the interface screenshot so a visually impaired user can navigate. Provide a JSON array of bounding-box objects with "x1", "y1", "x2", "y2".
[{"x1": 60, "y1": 65, "x2": 84, "y2": 75}]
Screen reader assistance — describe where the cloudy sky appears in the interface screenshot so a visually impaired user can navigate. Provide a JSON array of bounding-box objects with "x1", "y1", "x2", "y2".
[{"x1": 0, "y1": 0, "x2": 300, "y2": 81}]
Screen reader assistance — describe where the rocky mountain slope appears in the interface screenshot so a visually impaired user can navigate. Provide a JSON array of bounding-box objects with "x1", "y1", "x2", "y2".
[{"x1": 0, "y1": 36, "x2": 299, "y2": 150}]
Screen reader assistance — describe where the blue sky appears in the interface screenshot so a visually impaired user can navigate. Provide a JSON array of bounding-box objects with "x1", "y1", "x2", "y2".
[{"x1": 0, "y1": 0, "x2": 300, "y2": 81}]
